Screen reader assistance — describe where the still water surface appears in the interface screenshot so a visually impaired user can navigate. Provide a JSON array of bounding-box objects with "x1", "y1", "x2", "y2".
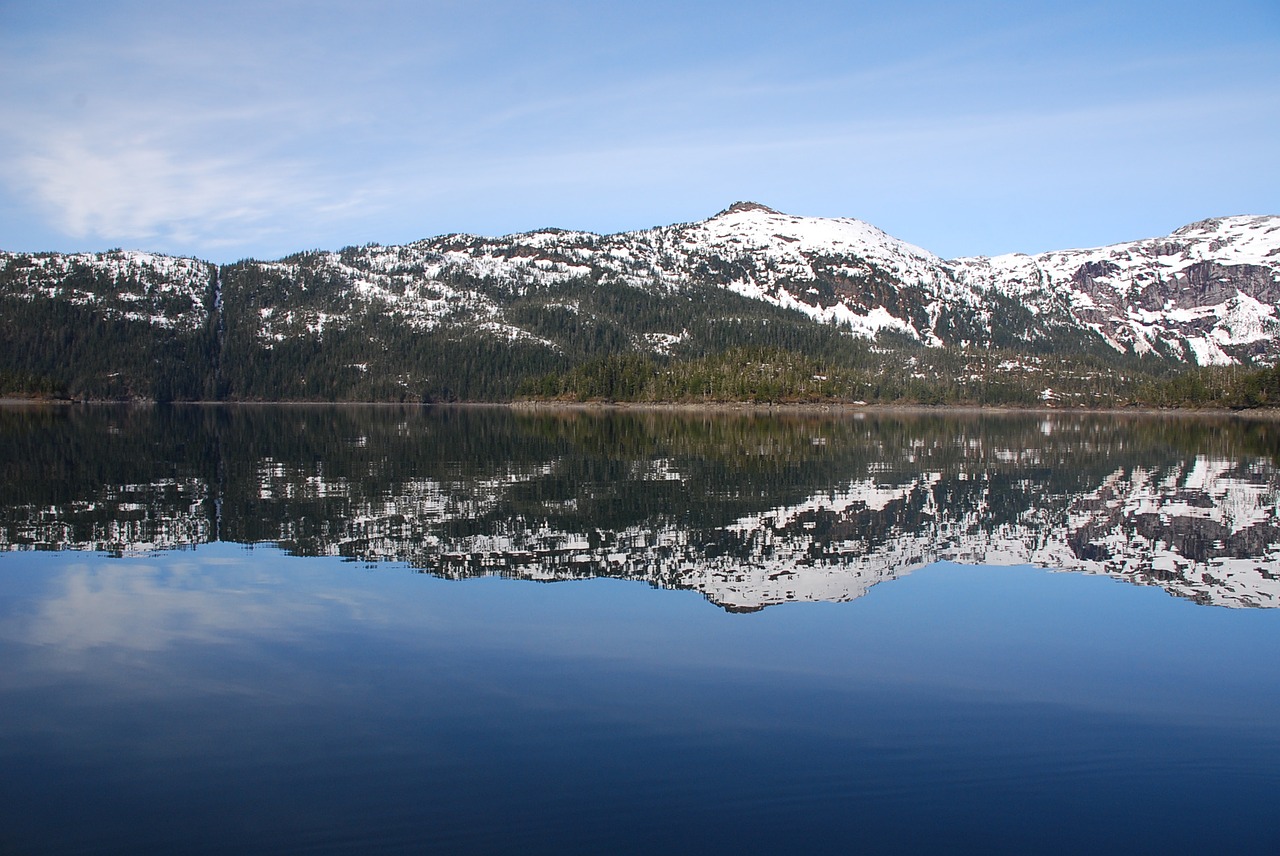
[{"x1": 0, "y1": 405, "x2": 1277, "y2": 854}]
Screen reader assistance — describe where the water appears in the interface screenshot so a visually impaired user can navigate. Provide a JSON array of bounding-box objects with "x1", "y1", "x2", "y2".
[{"x1": 0, "y1": 405, "x2": 1277, "y2": 854}]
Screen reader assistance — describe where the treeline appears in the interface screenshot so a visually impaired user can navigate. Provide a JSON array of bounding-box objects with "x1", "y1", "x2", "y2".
[
  {"x1": 1137, "y1": 364, "x2": 1280, "y2": 409},
  {"x1": 522, "y1": 349, "x2": 852, "y2": 403},
  {"x1": 520, "y1": 347, "x2": 1280, "y2": 410}
]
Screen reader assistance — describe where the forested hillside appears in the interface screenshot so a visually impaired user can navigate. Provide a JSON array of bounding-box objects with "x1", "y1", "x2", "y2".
[
  {"x1": 0, "y1": 251, "x2": 218, "y2": 400},
  {"x1": 2, "y1": 204, "x2": 1278, "y2": 407}
]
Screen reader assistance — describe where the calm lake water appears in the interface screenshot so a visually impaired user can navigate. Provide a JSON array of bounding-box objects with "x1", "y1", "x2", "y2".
[{"x1": 1, "y1": 405, "x2": 1278, "y2": 854}]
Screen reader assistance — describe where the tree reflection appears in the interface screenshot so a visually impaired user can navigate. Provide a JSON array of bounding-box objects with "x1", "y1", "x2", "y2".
[{"x1": 0, "y1": 405, "x2": 1276, "y2": 608}]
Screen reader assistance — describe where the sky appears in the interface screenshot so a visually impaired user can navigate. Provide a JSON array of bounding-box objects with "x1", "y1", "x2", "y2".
[{"x1": 1, "y1": 0, "x2": 1277, "y2": 262}]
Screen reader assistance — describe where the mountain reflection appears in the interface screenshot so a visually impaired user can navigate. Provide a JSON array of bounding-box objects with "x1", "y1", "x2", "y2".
[{"x1": 1, "y1": 405, "x2": 1277, "y2": 609}]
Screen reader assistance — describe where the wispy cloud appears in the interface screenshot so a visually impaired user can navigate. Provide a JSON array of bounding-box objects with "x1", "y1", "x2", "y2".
[{"x1": 4, "y1": 117, "x2": 389, "y2": 253}]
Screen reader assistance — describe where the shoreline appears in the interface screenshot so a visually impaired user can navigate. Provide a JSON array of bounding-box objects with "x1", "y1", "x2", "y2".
[
  {"x1": 2, "y1": 397, "x2": 1277, "y2": 419},
  {"x1": 514, "y1": 400, "x2": 1280, "y2": 420}
]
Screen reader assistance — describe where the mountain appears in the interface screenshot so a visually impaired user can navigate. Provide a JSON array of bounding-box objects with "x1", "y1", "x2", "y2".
[
  {"x1": 221, "y1": 202, "x2": 1280, "y2": 362},
  {"x1": 951, "y1": 215, "x2": 1280, "y2": 365},
  {"x1": 2, "y1": 204, "x2": 1279, "y2": 400}
]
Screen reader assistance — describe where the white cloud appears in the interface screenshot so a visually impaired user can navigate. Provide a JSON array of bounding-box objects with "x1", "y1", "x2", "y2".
[{"x1": 6, "y1": 120, "x2": 378, "y2": 252}]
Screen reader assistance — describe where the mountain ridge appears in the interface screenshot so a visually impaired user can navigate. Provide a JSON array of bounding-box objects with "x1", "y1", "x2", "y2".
[
  {"x1": 2, "y1": 204, "x2": 1279, "y2": 402},
  {"x1": 244, "y1": 203, "x2": 1280, "y2": 361}
]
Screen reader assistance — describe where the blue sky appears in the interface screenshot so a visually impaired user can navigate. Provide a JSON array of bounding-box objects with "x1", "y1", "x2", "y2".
[{"x1": 1, "y1": 0, "x2": 1277, "y2": 262}]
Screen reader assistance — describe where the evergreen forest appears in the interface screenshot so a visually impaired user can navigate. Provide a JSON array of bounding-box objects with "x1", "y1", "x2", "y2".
[{"x1": 2, "y1": 258, "x2": 1278, "y2": 410}]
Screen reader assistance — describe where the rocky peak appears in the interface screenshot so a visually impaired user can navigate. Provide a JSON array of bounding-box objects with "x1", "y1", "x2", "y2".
[{"x1": 714, "y1": 201, "x2": 782, "y2": 218}]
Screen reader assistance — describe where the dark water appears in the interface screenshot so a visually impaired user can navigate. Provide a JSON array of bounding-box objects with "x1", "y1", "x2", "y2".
[{"x1": 0, "y1": 405, "x2": 1277, "y2": 854}]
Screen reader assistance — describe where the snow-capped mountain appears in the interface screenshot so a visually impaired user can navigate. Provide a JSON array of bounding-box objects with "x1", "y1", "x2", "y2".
[
  {"x1": 249, "y1": 202, "x2": 1278, "y2": 364},
  {"x1": 950, "y1": 216, "x2": 1280, "y2": 365},
  {"x1": 258, "y1": 201, "x2": 989, "y2": 354},
  {"x1": 3, "y1": 203, "x2": 1279, "y2": 404}
]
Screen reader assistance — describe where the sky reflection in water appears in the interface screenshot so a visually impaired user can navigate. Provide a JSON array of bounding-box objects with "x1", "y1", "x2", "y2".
[{"x1": 1, "y1": 544, "x2": 1278, "y2": 855}]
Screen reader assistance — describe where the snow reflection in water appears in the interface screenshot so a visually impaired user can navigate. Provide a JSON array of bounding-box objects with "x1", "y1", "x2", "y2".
[{"x1": 0, "y1": 405, "x2": 1276, "y2": 609}]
